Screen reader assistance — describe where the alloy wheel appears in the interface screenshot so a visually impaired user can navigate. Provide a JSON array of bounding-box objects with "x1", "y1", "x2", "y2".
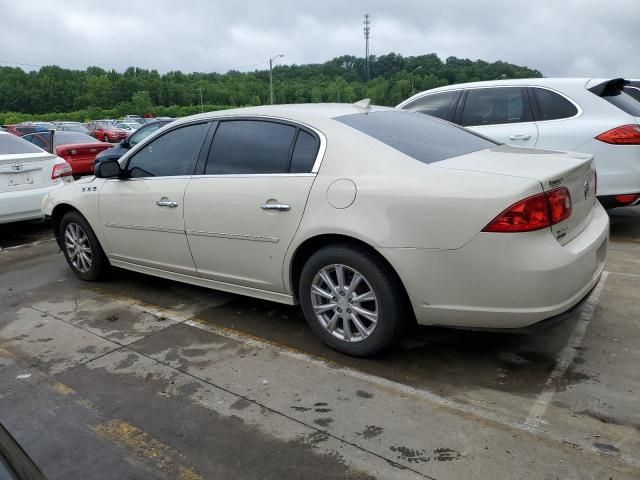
[
  {"x1": 64, "y1": 222, "x2": 93, "y2": 273},
  {"x1": 310, "y1": 264, "x2": 379, "y2": 343}
]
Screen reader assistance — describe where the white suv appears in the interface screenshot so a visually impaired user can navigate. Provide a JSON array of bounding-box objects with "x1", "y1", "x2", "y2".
[{"x1": 398, "y1": 78, "x2": 640, "y2": 208}]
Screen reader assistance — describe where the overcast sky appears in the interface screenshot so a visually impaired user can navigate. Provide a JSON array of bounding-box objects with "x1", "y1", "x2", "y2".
[{"x1": 0, "y1": 0, "x2": 638, "y2": 77}]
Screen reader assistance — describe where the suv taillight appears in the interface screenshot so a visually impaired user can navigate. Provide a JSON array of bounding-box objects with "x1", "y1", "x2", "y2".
[
  {"x1": 52, "y1": 162, "x2": 73, "y2": 180},
  {"x1": 596, "y1": 125, "x2": 640, "y2": 145},
  {"x1": 483, "y1": 188, "x2": 572, "y2": 233}
]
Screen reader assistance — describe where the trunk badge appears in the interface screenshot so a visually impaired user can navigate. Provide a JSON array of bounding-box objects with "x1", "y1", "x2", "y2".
[
  {"x1": 584, "y1": 179, "x2": 590, "y2": 200},
  {"x1": 11, "y1": 164, "x2": 23, "y2": 171}
]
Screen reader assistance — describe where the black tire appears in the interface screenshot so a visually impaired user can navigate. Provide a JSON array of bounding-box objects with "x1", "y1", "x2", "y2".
[
  {"x1": 103, "y1": 135, "x2": 109, "y2": 142},
  {"x1": 299, "y1": 244, "x2": 409, "y2": 356},
  {"x1": 59, "y1": 211, "x2": 109, "y2": 281}
]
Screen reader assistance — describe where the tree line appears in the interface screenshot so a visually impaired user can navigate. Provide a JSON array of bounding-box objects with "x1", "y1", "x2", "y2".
[{"x1": 0, "y1": 53, "x2": 541, "y2": 124}]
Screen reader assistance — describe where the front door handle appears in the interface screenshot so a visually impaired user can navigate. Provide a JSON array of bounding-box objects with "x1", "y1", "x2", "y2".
[
  {"x1": 157, "y1": 200, "x2": 178, "y2": 208},
  {"x1": 509, "y1": 134, "x2": 531, "y2": 140},
  {"x1": 261, "y1": 203, "x2": 291, "y2": 211}
]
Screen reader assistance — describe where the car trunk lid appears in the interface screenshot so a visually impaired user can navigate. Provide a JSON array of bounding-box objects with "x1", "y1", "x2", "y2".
[
  {"x1": 434, "y1": 145, "x2": 597, "y2": 245},
  {"x1": 0, "y1": 152, "x2": 58, "y2": 193}
]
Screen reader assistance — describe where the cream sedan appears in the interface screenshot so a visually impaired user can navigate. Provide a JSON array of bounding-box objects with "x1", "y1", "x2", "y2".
[{"x1": 43, "y1": 103, "x2": 609, "y2": 356}]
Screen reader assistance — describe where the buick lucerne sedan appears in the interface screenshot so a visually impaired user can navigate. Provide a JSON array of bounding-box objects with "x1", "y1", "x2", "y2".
[{"x1": 42, "y1": 103, "x2": 609, "y2": 356}]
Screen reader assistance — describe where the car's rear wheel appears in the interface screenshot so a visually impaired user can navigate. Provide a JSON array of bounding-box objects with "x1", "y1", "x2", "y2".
[
  {"x1": 59, "y1": 211, "x2": 109, "y2": 281},
  {"x1": 103, "y1": 135, "x2": 109, "y2": 142},
  {"x1": 299, "y1": 244, "x2": 409, "y2": 356}
]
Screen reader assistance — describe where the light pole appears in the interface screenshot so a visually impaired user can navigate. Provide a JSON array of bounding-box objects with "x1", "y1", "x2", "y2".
[
  {"x1": 409, "y1": 66, "x2": 423, "y2": 96},
  {"x1": 269, "y1": 54, "x2": 284, "y2": 105}
]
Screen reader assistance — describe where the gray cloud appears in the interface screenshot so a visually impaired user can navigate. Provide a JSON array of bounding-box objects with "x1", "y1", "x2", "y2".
[{"x1": 0, "y1": 0, "x2": 638, "y2": 78}]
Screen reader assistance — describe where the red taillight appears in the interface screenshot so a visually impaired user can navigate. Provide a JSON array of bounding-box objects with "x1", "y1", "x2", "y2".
[
  {"x1": 51, "y1": 162, "x2": 73, "y2": 180},
  {"x1": 595, "y1": 125, "x2": 640, "y2": 145},
  {"x1": 614, "y1": 193, "x2": 640, "y2": 205},
  {"x1": 483, "y1": 188, "x2": 572, "y2": 233}
]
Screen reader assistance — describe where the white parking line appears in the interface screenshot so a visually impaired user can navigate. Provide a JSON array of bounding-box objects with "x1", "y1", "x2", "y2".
[
  {"x1": 0, "y1": 238, "x2": 56, "y2": 253},
  {"x1": 523, "y1": 271, "x2": 609, "y2": 429}
]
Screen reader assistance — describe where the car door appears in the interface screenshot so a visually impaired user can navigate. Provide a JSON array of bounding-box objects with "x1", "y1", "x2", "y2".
[
  {"x1": 184, "y1": 118, "x2": 322, "y2": 293},
  {"x1": 99, "y1": 121, "x2": 211, "y2": 275},
  {"x1": 458, "y1": 87, "x2": 539, "y2": 147}
]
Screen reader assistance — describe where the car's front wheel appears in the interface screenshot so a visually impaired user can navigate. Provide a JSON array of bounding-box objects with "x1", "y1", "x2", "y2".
[
  {"x1": 59, "y1": 211, "x2": 109, "y2": 281},
  {"x1": 299, "y1": 244, "x2": 409, "y2": 356}
]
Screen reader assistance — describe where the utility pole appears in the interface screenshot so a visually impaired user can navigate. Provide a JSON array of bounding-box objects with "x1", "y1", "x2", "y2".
[
  {"x1": 269, "y1": 54, "x2": 284, "y2": 105},
  {"x1": 363, "y1": 14, "x2": 371, "y2": 80},
  {"x1": 199, "y1": 87, "x2": 203, "y2": 112}
]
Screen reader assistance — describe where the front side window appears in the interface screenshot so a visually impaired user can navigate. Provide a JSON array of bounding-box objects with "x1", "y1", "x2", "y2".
[
  {"x1": 460, "y1": 87, "x2": 530, "y2": 126},
  {"x1": 205, "y1": 120, "x2": 297, "y2": 175},
  {"x1": 126, "y1": 122, "x2": 208, "y2": 178},
  {"x1": 531, "y1": 88, "x2": 578, "y2": 121},
  {"x1": 401, "y1": 91, "x2": 460, "y2": 121}
]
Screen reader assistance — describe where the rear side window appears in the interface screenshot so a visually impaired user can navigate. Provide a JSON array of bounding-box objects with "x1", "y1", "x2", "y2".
[
  {"x1": 336, "y1": 110, "x2": 496, "y2": 165},
  {"x1": 531, "y1": 88, "x2": 578, "y2": 120},
  {"x1": 460, "y1": 87, "x2": 531, "y2": 126},
  {"x1": 205, "y1": 120, "x2": 297, "y2": 175},
  {"x1": 126, "y1": 122, "x2": 208, "y2": 178},
  {"x1": 290, "y1": 130, "x2": 320, "y2": 173},
  {"x1": 0, "y1": 134, "x2": 44, "y2": 154},
  {"x1": 401, "y1": 91, "x2": 460, "y2": 121}
]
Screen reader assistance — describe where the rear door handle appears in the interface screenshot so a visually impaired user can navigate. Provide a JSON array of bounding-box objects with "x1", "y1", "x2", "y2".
[
  {"x1": 261, "y1": 203, "x2": 291, "y2": 211},
  {"x1": 157, "y1": 200, "x2": 178, "y2": 208},
  {"x1": 509, "y1": 134, "x2": 531, "y2": 140}
]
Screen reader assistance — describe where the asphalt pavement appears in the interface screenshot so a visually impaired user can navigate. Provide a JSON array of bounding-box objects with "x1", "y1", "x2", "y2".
[{"x1": 0, "y1": 207, "x2": 638, "y2": 479}]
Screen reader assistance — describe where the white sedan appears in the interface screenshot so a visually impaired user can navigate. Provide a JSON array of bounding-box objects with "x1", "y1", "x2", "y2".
[
  {"x1": 398, "y1": 78, "x2": 640, "y2": 209},
  {"x1": 42, "y1": 104, "x2": 608, "y2": 356},
  {"x1": 0, "y1": 132, "x2": 72, "y2": 224}
]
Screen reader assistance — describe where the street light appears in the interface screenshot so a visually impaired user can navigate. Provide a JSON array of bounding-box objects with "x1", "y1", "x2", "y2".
[
  {"x1": 269, "y1": 54, "x2": 284, "y2": 105},
  {"x1": 409, "y1": 66, "x2": 423, "y2": 96}
]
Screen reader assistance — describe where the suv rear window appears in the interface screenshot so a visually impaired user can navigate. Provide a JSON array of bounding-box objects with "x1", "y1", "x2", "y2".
[
  {"x1": 601, "y1": 91, "x2": 640, "y2": 117},
  {"x1": 0, "y1": 134, "x2": 44, "y2": 155},
  {"x1": 336, "y1": 110, "x2": 497, "y2": 164}
]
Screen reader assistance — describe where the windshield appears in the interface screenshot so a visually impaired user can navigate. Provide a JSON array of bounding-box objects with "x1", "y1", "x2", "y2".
[
  {"x1": 335, "y1": 110, "x2": 497, "y2": 164},
  {"x1": 0, "y1": 133, "x2": 45, "y2": 154}
]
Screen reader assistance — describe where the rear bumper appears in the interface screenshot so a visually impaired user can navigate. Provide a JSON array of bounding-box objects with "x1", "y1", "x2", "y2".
[
  {"x1": 380, "y1": 202, "x2": 609, "y2": 329},
  {"x1": 0, "y1": 182, "x2": 65, "y2": 224}
]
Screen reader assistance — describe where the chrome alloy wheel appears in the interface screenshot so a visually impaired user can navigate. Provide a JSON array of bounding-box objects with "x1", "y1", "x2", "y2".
[
  {"x1": 310, "y1": 264, "x2": 379, "y2": 342},
  {"x1": 64, "y1": 222, "x2": 93, "y2": 273}
]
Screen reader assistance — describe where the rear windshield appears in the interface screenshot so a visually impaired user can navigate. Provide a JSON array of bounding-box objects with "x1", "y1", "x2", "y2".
[
  {"x1": 335, "y1": 110, "x2": 497, "y2": 164},
  {"x1": 55, "y1": 132, "x2": 97, "y2": 145},
  {"x1": 0, "y1": 134, "x2": 44, "y2": 154},
  {"x1": 601, "y1": 90, "x2": 640, "y2": 116}
]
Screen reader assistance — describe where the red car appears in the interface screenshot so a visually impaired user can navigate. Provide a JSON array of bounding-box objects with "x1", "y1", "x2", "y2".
[
  {"x1": 21, "y1": 131, "x2": 112, "y2": 176},
  {"x1": 2, "y1": 124, "x2": 46, "y2": 136},
  {"x1": 87, "y1": 121, "x2": 128, "y2": 143}
]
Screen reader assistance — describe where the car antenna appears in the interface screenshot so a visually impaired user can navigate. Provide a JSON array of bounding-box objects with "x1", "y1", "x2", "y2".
[{"x1": 353, "y1": 98, "x2": 371, "y2": 112}]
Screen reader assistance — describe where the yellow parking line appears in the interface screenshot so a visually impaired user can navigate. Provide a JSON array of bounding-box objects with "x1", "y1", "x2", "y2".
[{"x1": 92, "y1": 419, "x2": 203, "y2": 480}]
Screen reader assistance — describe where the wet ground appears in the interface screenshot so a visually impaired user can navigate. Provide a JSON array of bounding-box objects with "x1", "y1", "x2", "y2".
[{"x1": 0, "y1": 207, "x2": 639, "y2": 479}]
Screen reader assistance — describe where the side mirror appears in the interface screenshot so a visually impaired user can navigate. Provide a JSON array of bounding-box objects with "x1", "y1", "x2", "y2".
[{"x1": 95, "y1": 159, "x2": 122, "y2": 179}]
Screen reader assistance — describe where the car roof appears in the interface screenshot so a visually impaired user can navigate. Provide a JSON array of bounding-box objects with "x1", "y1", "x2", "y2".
[{"x1": 172, "y1": 103, "x2": 393, "y2": 127}]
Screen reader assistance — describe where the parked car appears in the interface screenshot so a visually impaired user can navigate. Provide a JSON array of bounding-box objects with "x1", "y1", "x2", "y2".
[
  {"x1": 21, "y1": 131, "x2": 111, "y2": 177},
  {"x1": 116, "y1": 122, "x2": 142, "y2": 131},
  {"x1": 43, "y1": 104, "x2": 608, "y2": 356},
  {"x1": 1, "y1": 131, "x2": 72, "y2": 224},
  {"x1": 2, "y1": 124, "x2": 48, "y2": 137},
  {"x1": 55, "y1": 122, "x2": 91, "y2": 135},
  {"x1": 397, "y1": 78, "x2": 640, "y2": 209},
  {"x1": 87, "y1": 121, "x2": 128, "y2": 143},
  {"x1": 94, "y1": 119, "x2": 174, "y2": 165}
]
